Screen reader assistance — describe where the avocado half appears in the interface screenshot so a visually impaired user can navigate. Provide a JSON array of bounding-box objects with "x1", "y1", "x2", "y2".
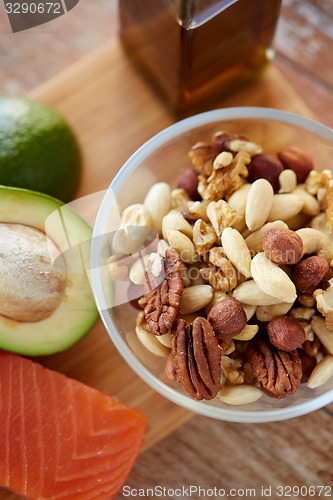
[{"x1": 0, "y1": 186, "x2": 99, "y2": 355}]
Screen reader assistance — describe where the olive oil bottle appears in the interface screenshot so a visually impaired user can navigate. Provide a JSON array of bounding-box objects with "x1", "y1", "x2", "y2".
[{"x1": 120, "y1": 0, "x2": 282, "y2": 116}]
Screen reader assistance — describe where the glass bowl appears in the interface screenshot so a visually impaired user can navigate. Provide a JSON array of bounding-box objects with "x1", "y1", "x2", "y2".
[{"x1": 91, "y1": 107, "x2": 333, "y2": 422}]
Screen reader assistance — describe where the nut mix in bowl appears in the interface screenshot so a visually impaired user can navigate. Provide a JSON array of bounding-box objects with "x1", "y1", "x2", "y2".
[{"x1": 91, "y1": 107, "x2": 333, "y2": 422}]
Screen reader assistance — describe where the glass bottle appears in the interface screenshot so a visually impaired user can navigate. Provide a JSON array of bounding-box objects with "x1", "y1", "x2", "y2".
[{"x1": 120, "y1": 0, "x2": 282, "y2": 117}]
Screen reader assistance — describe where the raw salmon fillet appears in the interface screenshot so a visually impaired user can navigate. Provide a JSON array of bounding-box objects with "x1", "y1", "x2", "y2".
[{"x1": 0, "y1": 351, "x2": 147, "y2": 499}]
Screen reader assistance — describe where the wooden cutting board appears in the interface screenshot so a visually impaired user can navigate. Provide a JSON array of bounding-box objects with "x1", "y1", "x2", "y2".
[{"x1": 0, "y1": 38, "x2": 315, "y2": 499}]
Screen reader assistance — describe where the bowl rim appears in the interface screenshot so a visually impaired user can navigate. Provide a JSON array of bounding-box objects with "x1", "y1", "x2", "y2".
[{"x1": 91, "y1": 106, "x2": 333, "y2": 422}]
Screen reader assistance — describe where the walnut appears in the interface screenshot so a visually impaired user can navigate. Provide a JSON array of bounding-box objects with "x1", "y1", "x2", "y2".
[
  {"x1": 144, "y1": 248, "x2": 183, "y2": 335},
  {"x1": 189, "y1": 142, "x2": 218, "y2": 177},
  {"x1": 200, "y1": 265, "x2": 237, "y2": 292},
  {"x1": 198, "y1": 150, "x2": 250, "y2": 202},
  {"x1": 325, "y1": 179, "x2": 333, "y2": 234},
  {"x1": 185, "y1": 201, "x2": 209, "y2": 223},
  {"x1": 168, "y1": 317, "x2": 221, "y2": 400},
  {"x1": 192, "y1": 219, "x2": 216, "y2": 256},
  {"x1": 221, "y1": 356, "x2": 244, "y2": 385},
  {"x1": 289, "y1": 307, "x2": 316, "y2": 321},
  {"x1": 246, "y1": 335, "x2": 302, "y2": 398},
  {"x1": 171, "y1": 188, "x2": 191, "y2": 210},
  {"x1": 297, "y1": 294, "x2": 315, "y2": 308},
  {"x1": 314, "y1": 278, "x2": 333, "y2": 331},
  {"x1": 200, "y1": 249, "x2": 237, "y2": 292},
  {"x1": 299, "y1": 321, "x2": 315, "y2": 341},
  {"x1": 206, "y1": 200, "x2": 243, "y2": 236},
  {"x1": 305, "y1": 169, "x2": 331, "y2": 196},
  {"x1": 188, "y1": 131, "x2": 237, "y2": 176},
  {"x1": 219, "y1": 338, "x2": 236, "y2": 355},
  {"x1": 303, "y1": 336, "x2": 321, "y2": 357}
]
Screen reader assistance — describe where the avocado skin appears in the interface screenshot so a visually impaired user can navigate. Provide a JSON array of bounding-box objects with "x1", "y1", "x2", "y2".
[{"x1": 0, "y1": 185, "x2": 98, "y2": 356}]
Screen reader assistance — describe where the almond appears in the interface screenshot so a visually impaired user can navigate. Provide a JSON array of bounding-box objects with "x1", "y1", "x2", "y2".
[
  {"x1": 278, "y1": 147, "x2": 313, "y2": 183},
  {"x1": 263, "y1": 228, "x2": 303, "y2": 265},
  {"x1": 221, "y1": 227, "x2": 251, "y2": 278},
  {"x1": 293, "y1": 186, "x2": 320, "y2": 217},
  {"x1": 233, "y1": 280, "x2": 285, "y2": 306},
  {"x1": 293, "y1": 255, "x2": 329, "y2": 294},
  {"x1": 207, "y1": 297, "x2": 247, "y2": 339},
  {"x1": 251, "y1": 252, "x2": 297, "y2": 303},
  {"x1": 267, "y1": 316, "x2": 306, "y2": 351},
  {"x1": 166, "y1": 229, "x2": 196, "y2": 263},
  {"x1": 144, "y1": 182, "x2": 171, "y2": 233},
  {"x1": 245, "y1": 220, "x2": 288, "y2": 254},
  {"x1": 245, "y1": 178, "x2": 274, "y2": 231},
  {"x1": 311, "y1": 316, "x2": 333, "y2": 355},
  {"x1": 308, "y1": 355, "x2": 333, "y2": 389},
  {"x1": 180, "y1": 285, "x2": 213, "y2": 314},
  {"x1": 218, "y1": 384, "x2": 263, "y2": 405},
  {"x1": 267, "y1": 194, "x2": 304, "y2": 221},
  {"x1": 162, "y1": 210, "x2": 193, "y2": 240}
]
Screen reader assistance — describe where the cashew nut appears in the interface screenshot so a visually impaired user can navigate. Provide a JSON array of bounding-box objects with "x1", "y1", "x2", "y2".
[{"x1": 295, "y1": 228, "x2": 333, "y2": 261}]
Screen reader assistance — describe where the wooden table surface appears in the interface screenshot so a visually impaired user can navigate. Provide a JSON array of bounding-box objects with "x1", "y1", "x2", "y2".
[{"x1": 1, "y1": 1, "x2": 333, "y2": 499}]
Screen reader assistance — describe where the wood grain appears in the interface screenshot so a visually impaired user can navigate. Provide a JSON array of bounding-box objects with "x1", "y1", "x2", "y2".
[
  {"x1": 1, "y1": 1, "x2": 333, "y2": 499},
  {"x1": 119, "y1": 408, "x2": 333, "y2": 499}
]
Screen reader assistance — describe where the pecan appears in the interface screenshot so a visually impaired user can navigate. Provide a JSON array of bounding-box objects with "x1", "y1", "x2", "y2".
[
  {"x1": 246, "y1": 335, "x2": 302, "y2": 398},
  {"x1": 144, "y1": 248, "x2": 183, "y2": 335},
  {"x1": 168, "y1": 317, "x2": 221, "y2": 400}
]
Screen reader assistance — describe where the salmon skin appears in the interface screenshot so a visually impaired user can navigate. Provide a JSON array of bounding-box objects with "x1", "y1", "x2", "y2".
[{"x1": 0, "y1": 351, "x2": 147, "y2": 499}]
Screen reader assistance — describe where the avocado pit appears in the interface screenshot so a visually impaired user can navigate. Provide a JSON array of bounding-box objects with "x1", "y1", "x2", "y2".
[{"x1": 0, "y1": 223, "x2": 67, "y2": 322}]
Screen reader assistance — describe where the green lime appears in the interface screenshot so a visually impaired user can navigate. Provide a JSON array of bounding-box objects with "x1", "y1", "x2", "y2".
[{"x1": 0, "y1": 96, "x2": 81, "y2": 202}]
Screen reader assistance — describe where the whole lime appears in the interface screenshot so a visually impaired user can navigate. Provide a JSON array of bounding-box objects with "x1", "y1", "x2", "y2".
[{"x1": 0, "y1": 96, "x2": 81, "y2": 202}]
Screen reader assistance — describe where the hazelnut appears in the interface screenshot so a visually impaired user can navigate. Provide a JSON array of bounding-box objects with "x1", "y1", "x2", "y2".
[
  {"x1": 293, "y1": 255, "x2": 329, "y2": 294},
  {"x1": 207, "y1": 297, "x2": 247, "y2": 339},
  {"x1": 247, "y1": 153, "x2": 284, "y2": 191},
  {"x1": 177, "y1": 167, "x2": 200, "y2": 201},
  {"x1": 263, "y1": 228, "x2": 303, "y2": 265},
  {"x1": 267, "y1": 316, "x2": 306, "y2": 352},
  {"x1": 277, "y1": 147, "x2": 313, "y2": 183}
]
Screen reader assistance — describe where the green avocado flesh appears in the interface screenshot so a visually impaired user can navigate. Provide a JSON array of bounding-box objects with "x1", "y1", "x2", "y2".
[{"x1": 0, "y1": 186, "x2": 98, "y2": 355}]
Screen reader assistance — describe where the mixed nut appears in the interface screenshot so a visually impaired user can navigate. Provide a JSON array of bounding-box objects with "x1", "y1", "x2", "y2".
[{"x1": 108, "y1": 130, "x2": 333, "y2": 405}]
